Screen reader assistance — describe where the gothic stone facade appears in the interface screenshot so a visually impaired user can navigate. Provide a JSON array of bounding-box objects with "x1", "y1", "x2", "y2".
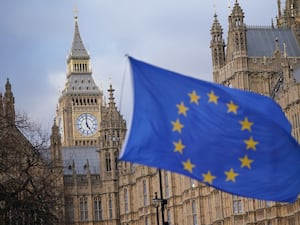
[{"x1": 51, "y1": 1, "x2": 300, "y2": 225}]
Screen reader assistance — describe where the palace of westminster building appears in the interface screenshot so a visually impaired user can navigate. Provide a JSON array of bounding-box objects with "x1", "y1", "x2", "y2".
[{"x1": 3, "y1": 0, "x2": 300, "y2": 225}]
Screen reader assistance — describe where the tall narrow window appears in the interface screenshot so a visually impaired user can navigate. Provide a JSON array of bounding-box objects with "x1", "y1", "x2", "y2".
[
  {"x1": 240, "y1": 33, "x2": 244, "y2": 50},
  {"x1": 232, "y1": 195, "x2": 243, "y2": 214},
  {"x1": 164, "y1": 172, "x2": 169, "y2": 198},
  {"x1": 94, "y1": 196, "x2": 102, "y2": 221},
  {"x1": 124, "y1": 189, "x2": 129, "y2": 213},
  {"x1": 167, "y1": 209, "x2": 171, "y2": 225},
  {"x1": 106, "y1": 153, "x2": 111, "y2": 171},
  {"x1": 192, "y1": 200, "x2": 198, "y2": 225},
  {"x1": 215, "y1": 192, "x2": 222, "y2": 219},
  {"x1": 257, "y1": 200, "x2": 264, "y2": 208},
  {"x1": 65, "y1": 198, "x2": 74, "y2": 221},
  {"x1": 235, "y1": 33, "x2": 239, "y2": 49},
  {"x1": 114, "y1": 152, "x2": 118, "y2": 170},
  {"x1": 109, "y1": 198, "x2": 113, "y2": 219},
  {"x1": 79, "y1": 197, "x2": 88, "y2": 221},
  {"x1": 143, "y1": 180, "x2": 148, "y2": 206}
]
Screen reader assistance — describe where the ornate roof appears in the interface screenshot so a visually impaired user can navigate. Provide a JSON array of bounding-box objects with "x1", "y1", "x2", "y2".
[
  {"x1": 246, "y1": 27, "x2": 300, "y2": 57},
  {"x1": 231, "y1": 0, "x2": 244, "y2": 17},
  {"x1": 210, "y1": 14, "x2": 223, "y2": 34},
  {"x1": 62, "y1": 16, "x2": 101, "y2": 96},
  {"x1": 62, "y1": 74, "x2": 101, "y2": 95},
  {"x1": 62, "y1": 146, "x2": 100, "y2": 175},
  {"x1": 68, "y1": 17, "x2": 90, "y2": 60}
]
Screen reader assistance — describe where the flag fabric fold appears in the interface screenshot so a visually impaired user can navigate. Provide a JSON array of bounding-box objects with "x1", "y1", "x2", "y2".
[{"x1": 120, "y1": 56, "x2": 300, "y2": 203}]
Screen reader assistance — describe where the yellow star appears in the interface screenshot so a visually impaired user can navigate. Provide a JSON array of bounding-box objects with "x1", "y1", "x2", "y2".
[
  {"x1": 207, "y1": 90, "x2": 219, "y2": 104},
  {"x1": 227, "y1": 100, "x2": 239, "y2": 114},
  {"x1": 176, "y1": 102, "x2": 189, "y2": 117},
  {"x1": 173, "y1": 139, "x2": 186, "y2": 154},
  {"x1": 225, "y1": 168, "x2": 239, "y2": 182},
  {"x1": 171, "y1": 119, "x2": 184, "y2": 133},
  {"x1": 239, "y1": 117, "x2": 253, "y2": 131},
  {"x1": 188, "y1": 90, "x2": 200, "y2": 105},
  {"x1": 239, "y1": 155, "x2": 254, "y2": 169},
  {"x1": 182, "y1": 159, "x2": 195, "y2": 173},
  {"x1": 202, "y1": 170, "x2": 216, "y2": 184},
  {"x1": 244, "y1": 136, "x2": 259, "y2": 150}
]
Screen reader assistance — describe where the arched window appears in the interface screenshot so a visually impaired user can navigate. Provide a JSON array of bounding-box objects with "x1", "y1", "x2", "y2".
[
  {"x1": 94, "y1": 196, "x2": 102, "y2": 221},
  {"x1": 106, "y1": 153, "x2": 111, "y2": 171},
  {"x1": 114, "y1": 152, "x2": 118, "y2": 170},
  {"x1": 232, "y1": 195, "x2": 243, "y2": 214},
  {"x1": 143, "y1": 180, "x2": 148, "y2": 206},
  {"x1": 192, "y1": 200, "x2": 197, "y2": 225},
  {"x1": 79, "y1": 197, "x2": 88, "y2": 221},
  {"x1": 164, "y1": 172, "x2": 169, "y2": 198},
  {"x1": 167, "y1": 209, "x2": 171, "y2": 225},
  {"x1": 65, "y1": 198, "x2": 74, "y2": 221},
  {"x1": 124, "y1": 189, "x2": 129, "y2": 213},
  {"x1": 109, "y1": 198, "x2": 113, "y2": 219}
]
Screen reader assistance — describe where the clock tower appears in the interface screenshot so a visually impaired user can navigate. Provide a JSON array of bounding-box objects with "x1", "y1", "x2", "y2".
[{"x1": 56, "y1": 14, "x2": 103, "y2": 147}]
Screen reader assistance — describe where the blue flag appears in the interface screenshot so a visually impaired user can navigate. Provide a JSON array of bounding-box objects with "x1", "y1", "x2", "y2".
[{"x1": 120, "y1": 56, "x2": 300, "y2": 203}]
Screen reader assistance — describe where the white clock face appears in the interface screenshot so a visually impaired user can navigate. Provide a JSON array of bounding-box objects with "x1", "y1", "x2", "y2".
[{"x1": 76, "y1": 113, "x2": 98, "y2": 136}]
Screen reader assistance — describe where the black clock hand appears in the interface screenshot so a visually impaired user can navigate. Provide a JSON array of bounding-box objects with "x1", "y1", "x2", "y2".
[
  {"x1": 86, "y1": 121, "x2": 91, "y2": 129},
  {"x1": 85, "y1": 114, "x2": 91, "y2": 129}
]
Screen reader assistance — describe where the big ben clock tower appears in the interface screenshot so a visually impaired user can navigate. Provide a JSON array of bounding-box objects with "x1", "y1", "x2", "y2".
[{"x1": 56, "y1": 14, "x2": 102, "y2": 147}]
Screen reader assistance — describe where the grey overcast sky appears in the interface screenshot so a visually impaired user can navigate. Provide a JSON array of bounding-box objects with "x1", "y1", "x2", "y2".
[{"x1": 0, "y1": 0, "x2": 277, "y2": 130}]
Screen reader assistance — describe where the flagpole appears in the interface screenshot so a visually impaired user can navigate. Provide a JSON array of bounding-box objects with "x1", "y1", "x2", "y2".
[
  {"x1": 154, "y1": 192, "x2": 160, "y2": 225},
  {"x1": 158, "y1": 169, "x2": 168, "y2": 225},
  {"x1": 153, "y1": 169, "x2": 168, "y2": 225}
]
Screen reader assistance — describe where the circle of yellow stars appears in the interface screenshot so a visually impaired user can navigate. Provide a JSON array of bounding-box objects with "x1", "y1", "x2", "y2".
[{"x1": 171, "y1": 89, "x2": 259, "y2": 185}]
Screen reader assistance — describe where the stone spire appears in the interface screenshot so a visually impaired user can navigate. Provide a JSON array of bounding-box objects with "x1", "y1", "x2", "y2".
[
  {"x1": 277, "y1": 0, "x2": 300, "y2": 28},
  {"x1": 68, "y1": 15, "x2": 90, "y2": 61},
  {"x1": 0, "y1": 92, "x2": 3, "y2": 132},
  {"x1": 210, "y1": 13, "x2": 225, "y2": 70},
  {"x1": 3, "y1": 78, "x2": 15, "y2": 124},
  {"x1": 108, "y1": 84, "x2": 116, "y2": 112},
  {"x1": 66, "y1": 14, "x2": 92, "y2": 77},
  {"x1": 105, "y1": 83, "x2": 126, "y2": 126},
  {"x1": 226, "y1": 0, "x2": 247, "y2": 61},
  {"x1": 101, "y1": 83, "x2": 125, "y2": 129},
  {"x1": 0, "y1": 92, "x2": 3, "y2": 118},
  {"x1": 229, "y1": 0, "x2": 245, "y2": 29},
  {"x1": 50, "y1": 119, "x2": 62, "y2": 164},
  {"x1": 99, "y1": 83, "x2": 126, "y2": 180}
]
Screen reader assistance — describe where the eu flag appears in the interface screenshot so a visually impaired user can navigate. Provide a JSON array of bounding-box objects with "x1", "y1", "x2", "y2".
[{"x1": 120, "y1": 56, "x2": 300, "y2": 202}]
